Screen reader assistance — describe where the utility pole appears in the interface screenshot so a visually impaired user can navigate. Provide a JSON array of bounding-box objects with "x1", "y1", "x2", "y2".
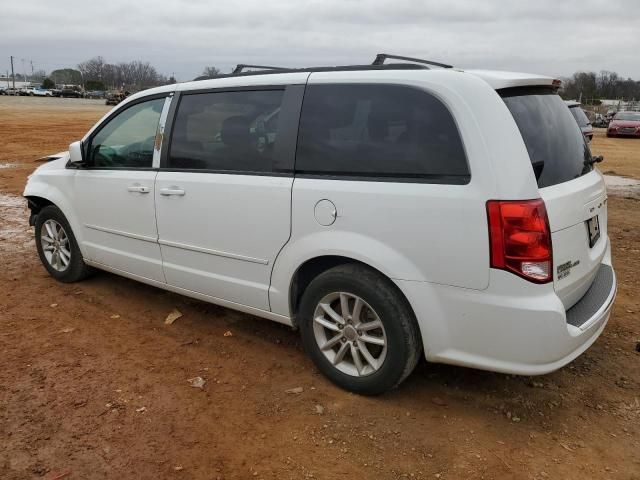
[
  {"x1": 30, "y1": 60, "x2": 34, "y2": 80},
  {"x1": 10, "y1": 56, "x2": 15, "y2": 89}
]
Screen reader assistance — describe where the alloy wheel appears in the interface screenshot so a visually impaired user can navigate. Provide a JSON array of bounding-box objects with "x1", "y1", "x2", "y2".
[
  {"x1": 40, "y1": 219, "x2": 71, "y2": 272},
  {"x1": 312, "y1": 292, "x2": 387, "y2": 377}
]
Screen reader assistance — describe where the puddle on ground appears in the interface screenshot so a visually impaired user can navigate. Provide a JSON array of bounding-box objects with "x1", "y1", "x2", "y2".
[
  {"x1": 604, "y1": 174, "x2": 640, "y2": 198},
  {"x1": 0, "y1": 193, "x2": 33, "y2": 255}
]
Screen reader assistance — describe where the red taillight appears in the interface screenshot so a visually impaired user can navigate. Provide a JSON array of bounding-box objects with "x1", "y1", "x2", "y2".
[{"x1": 486, "y1": 199, "x2": 552, "y2": 283}]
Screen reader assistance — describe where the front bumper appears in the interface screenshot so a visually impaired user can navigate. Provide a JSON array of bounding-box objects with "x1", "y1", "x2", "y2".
[{"x1": 396, "y1": 241, "x2": 616, "y2": 375}]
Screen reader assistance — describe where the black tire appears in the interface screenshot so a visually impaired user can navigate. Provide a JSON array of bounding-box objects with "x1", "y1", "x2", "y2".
[
  {"x1": 298, "y1": 263, "x2": 422, "y2": 395},
  {"x1": 34, "y1": 205, "x2": 93, "y2": 283}
]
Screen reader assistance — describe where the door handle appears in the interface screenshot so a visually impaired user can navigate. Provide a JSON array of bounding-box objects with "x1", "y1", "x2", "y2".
[
  {"x1": 159, "y1": 187, "x2": 186, "y2": 196},
  {"x1": 127, "y1": 185, "x2": 150, "y2": 193}
]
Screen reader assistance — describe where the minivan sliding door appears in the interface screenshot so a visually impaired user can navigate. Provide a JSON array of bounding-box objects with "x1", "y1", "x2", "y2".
[{"x1": 155, "y1": 85, "x2": 304, "y2": 310}]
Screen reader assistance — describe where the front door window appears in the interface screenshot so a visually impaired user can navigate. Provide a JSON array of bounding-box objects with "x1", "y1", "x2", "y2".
[{"x1": 89, "y1": 98, "x2": 165, "y2": 168}]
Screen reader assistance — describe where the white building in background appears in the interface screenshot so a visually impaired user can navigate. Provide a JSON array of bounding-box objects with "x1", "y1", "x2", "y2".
[
  {"x1": 600, "y1": 98, "x2": 640, "y2": 111},
  {"x1": 0, "y1": 76, "x2": 32, "y2": 89}
]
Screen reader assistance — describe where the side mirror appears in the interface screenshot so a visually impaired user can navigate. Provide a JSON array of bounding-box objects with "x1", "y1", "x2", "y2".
[{"x1": 68, "y1": 141, "x2": 85, "y2": 166}]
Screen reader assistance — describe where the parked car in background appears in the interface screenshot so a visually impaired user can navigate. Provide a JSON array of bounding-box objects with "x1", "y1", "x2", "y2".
[
  {"x1": 85, "y1": 90, "x2": 106, "y2": 99},
  {"x1": 31, "y1": 88, "x2": 53, "y2": 97},
  {"x1": 2, "y1": 87, "x2": 19, "y2": 96},
  {"x1": 105, "y1": 90, "x2": 130, "y2": 106},
  {"x1": 60, "y1": 87, "x2": 83, "y2": 98},
  {"x1": 593, "y1": 113, "x2": 608, "y2": 128},
  {"x1": 0, "y1": 86, "x2": 7, "y2": 95},
  {"x1": 565, "y1": 100, "x2": 593, "y2": 142},
  {"x1": 607, "y1": 111, "x2": 640, "y2": 138},
  {"x1": 24, "y1": 56, "x2": 616, "y2": 394}
]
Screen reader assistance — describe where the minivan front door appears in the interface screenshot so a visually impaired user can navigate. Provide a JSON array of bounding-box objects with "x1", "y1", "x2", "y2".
[
  {"x1": 75, "y1": 96, "x2": 171, "y2": 282},
  {"x1": 155, "y1": 86, "x2": 303, "y2": 310}
]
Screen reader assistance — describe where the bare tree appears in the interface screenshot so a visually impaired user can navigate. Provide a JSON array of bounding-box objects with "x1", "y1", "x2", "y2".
[
  {"x1": 31, "y1": 69, "x2": 47, "y2": 83},
  {"x1": 78, "y1": 56, "x2": 106, "y2": 82},
  {"x1": 129, "y1": 61, "x2": 159, "y2": 88},
  {"x1": 201, "y1": 66, "x2": 221, "y2": 77},
  {"x1": 561, "y1": 70, "x2": 640, "y2": 102}
]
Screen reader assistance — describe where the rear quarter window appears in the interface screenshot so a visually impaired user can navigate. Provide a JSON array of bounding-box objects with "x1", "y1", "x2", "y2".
[
  {"x1": 501, "y1": 88, "x2": 592, "y2": 188},
  {"x1": 296, "y1": 84, "x2": 469, "y2": 183}
]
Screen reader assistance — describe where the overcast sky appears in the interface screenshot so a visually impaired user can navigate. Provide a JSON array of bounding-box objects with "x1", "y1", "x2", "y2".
[{"x1": 1, "y1": 0, "x2": 639, "y2": 81}]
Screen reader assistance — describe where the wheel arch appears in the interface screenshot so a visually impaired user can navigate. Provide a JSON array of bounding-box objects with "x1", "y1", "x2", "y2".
[
  {"x1": 23, "y1": 180, "x2": 86, "y2": 256},
  {"x1": 25, "y1": 195, "x2": 54, "y2": 225},
  {"x1": 285, "y1": 255, "x2": 419, "y2": 331},
  {"x1": 270, "y1": 230, "x2": 427, "y2": 318}
]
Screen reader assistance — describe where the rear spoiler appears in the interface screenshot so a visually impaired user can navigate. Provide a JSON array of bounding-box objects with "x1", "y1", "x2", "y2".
[{"x1": 463, "y1": 70, "x2": 562, "y2": 90}]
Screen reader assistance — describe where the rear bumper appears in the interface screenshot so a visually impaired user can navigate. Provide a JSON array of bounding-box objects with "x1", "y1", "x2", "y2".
[{"x1": 396, "y1": 240, "x2": 616, "y2": 375}]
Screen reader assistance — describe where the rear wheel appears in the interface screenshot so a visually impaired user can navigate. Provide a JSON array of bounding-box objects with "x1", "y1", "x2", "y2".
[
  {"x1": 35, "y1": 205, "x2": 93, "y2": 282},
  {"x1": 298, "y1": 264, "x2": 422, "y2": 395}
]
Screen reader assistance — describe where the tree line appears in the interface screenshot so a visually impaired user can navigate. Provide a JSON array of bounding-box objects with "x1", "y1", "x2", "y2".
[
  {"x1": 45, "y1": 56, "x2": 177, "y2": 91},
  {"x1": 560, "y1": 71, "x2": 640, "y2": 103},
  {"x1": 35, "y1": 58, "x2": 223, "y2": 91}
]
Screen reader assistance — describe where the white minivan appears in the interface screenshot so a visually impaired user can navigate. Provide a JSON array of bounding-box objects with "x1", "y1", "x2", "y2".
[{"x1": 24, "y1": 55, "x2": 616, "y2": 394}]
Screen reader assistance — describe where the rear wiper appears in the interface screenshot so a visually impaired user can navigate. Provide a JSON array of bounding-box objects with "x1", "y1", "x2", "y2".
[{"x1": 585, "y1": 155, "x2": 604, "y2": 166}]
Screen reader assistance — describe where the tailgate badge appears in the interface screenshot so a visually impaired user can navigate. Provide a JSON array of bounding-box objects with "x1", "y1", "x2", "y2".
[{"x1": 557, "y1": 260, "x2": 580, "y2": 280}]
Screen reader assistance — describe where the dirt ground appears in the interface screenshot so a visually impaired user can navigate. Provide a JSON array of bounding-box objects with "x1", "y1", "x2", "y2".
[{"x1": 0, "y1": 96, "x2": 639, "y2": 480}]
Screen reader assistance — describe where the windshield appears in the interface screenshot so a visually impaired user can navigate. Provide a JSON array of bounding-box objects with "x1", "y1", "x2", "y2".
[
  {"x1": 569, "y1": 106, "x2": 591, "y2": 127},
  {"x1": 500, "y1": 88, "x2": 592, "y2": 188},
  {"x1": 614, "y1": 112, "x2": 640, "y2": 122}
]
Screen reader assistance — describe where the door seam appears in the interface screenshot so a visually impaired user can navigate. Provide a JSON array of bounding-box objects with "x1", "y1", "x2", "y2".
[{"x1": 152, "y1": 170, "x2": 167, "y2": 283}]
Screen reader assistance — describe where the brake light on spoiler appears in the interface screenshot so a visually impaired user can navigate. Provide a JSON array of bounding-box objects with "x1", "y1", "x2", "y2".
[{"x1": 486, "y1": 199, "x2": 553, "y2": 283}]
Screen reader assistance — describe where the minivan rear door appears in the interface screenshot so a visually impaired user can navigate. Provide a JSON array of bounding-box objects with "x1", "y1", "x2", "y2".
[{"x1": 501, "y1": 88, "x2": 608, "y2": 309}]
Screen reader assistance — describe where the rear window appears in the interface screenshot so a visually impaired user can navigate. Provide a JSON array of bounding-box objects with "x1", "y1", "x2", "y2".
[
  {"x1": 296, "y1": 84, "x2": 469, "y2": 183},
  {"x1": 500, "y1": 88, "x2": 592, "y2": 188},
  {"x1": 569, "y1": 106, "x2": 590, "y2": 127}
]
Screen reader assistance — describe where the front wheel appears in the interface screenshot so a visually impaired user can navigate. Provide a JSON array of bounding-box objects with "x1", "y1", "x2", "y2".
[
  {"x1": 298, "y1": 264, "x2": 422, "y2": 395},
  {"x1": 35, "y1": 205, "x2": 93, "y2": 282}
]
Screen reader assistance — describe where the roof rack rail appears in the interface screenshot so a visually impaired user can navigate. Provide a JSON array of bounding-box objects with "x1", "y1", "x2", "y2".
[
  {"x1": 372, "y1": 53, "x2": 453, "y2": 69},
  {"x1": 192, "y1": 59, "x2": 432, "y2": 82},
  {"x1": 232, "y1": 64, "x2": 288, "y2": 74}
]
